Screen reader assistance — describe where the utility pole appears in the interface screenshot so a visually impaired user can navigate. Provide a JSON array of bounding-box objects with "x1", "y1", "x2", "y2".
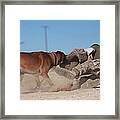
[{"x1": 42, "y1": 25, "x2": 48, "y2": 51}]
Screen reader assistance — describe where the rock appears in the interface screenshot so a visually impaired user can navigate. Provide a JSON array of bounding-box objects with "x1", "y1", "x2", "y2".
[
  {"x1": 55, "y1": 59, "x2": 100, "y2": 89},
  {"x1": 20, "y1": 74, "x2": 37, "y2": 92}
]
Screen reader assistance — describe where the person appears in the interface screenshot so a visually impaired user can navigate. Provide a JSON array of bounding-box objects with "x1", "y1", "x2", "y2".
[{"x1": 84, "y1": 47, "x2": 96, "y2": 60}]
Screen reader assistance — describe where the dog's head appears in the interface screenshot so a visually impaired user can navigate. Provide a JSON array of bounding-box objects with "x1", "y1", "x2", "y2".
[
  {"x1": 60, "y1": 55, "x2": 79, "y2": 70},
  {"x1": 55, "y1": 51, "x2": 66, "y2": 65}
]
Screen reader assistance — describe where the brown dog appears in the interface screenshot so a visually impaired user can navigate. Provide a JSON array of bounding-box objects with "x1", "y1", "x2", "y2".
[{"x1": 20, "y1": 51, "x2": 66, "y2": 89}]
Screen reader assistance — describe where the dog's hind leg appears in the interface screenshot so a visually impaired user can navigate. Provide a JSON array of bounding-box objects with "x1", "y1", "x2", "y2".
[
  {"x1": 34, "y1": 73, "x2": 42, "y2": 89},
  {"x1": 20, "y1": 71, "x2": 24, "y2": 87}
]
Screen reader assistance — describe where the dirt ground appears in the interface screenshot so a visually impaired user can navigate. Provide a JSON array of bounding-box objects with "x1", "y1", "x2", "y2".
[{"x1": 21, "y1": 88, "x2": 100, "y2": 100}]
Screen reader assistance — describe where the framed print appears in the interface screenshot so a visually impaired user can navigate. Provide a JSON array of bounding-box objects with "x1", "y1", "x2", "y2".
[{"x1": 0, "y1": 0, "x2": 119, "y2": 119}]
